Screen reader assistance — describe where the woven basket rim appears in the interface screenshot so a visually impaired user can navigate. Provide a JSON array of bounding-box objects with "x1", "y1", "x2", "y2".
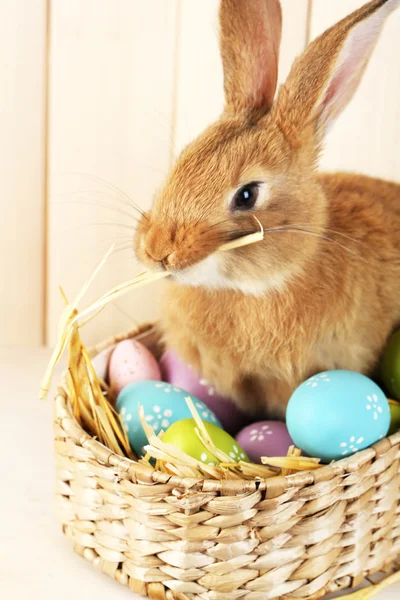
[{"x1": 54, "y1": 322, "x2": 400, "y2": 495}]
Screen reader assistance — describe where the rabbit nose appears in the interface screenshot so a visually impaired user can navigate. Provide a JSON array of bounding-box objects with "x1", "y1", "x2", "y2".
[
  {"x1": 144, "y1": 227, "x2": 174, "y2": 267},
  {"x1": 145, "y1": 248, "x2": 171, "y2": 267}
]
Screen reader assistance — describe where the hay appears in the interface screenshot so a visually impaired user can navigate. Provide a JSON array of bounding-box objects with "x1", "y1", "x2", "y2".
[{"x1": 65, "y1": 320, "x2": 135, "y2": 459}]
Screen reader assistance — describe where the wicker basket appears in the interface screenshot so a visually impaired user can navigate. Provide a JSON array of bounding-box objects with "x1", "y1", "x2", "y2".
[{"x1": 54, "y1": 322, "x2": 400, "y2": 599}]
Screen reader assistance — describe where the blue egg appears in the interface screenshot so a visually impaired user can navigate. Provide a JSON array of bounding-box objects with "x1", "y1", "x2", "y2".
[
  {"x1": 116, "y1": 380, "x2": 221, "y2": 456},
  {"x1": 286, "y1": 371, "x2": 390, "y2": 463}
]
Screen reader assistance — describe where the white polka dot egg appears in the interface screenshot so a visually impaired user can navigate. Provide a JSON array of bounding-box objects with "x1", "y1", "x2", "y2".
[
  {"x1": 286, "y1": 370, "x2": 390, "y2": 463},
  {"x1": 162, "y1": 419, "x2": 249, "y2": 466},
  {"x1": 115, "y1": 380, "x2": 221, "y2": 456},
  {"x1": 236, "y1": 421, "x2": 294, "y2": 463}
]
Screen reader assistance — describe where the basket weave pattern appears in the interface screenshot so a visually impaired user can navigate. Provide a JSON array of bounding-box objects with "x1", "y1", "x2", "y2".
[{"x1": 54, "y1": 325, "x2": 400, "y2": 599}]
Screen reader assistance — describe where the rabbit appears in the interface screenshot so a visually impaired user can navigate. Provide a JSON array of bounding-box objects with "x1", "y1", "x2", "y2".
[{"x1": 135, "y1": 0, "x2": 400, "y2": 419}]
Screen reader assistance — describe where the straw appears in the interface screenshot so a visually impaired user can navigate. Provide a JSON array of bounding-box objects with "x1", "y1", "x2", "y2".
[
  {"x1": 40, "y1": 245, "x2": 115, "y2": 401},
  {"x1": 261, "y1": 455, "x2": 321, "y2": 470},
  {"x1": 65, "y1": 318, "x2": 135, "y2": 459}
]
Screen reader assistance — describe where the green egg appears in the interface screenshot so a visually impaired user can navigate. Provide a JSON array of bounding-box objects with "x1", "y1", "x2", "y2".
[
  {"x1": 162, "y1": 419, "x2": 249, "y2": 465},
  {"x1": 388, "y1": 400, "x2": 400, "y2": 435},
  {"x1": 380, "y1": 330, "x2": 400, "y2": 400}
]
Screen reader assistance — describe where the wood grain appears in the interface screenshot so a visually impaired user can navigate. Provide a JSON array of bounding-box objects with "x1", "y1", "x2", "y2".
[
  {"x1": 0, "y1": 0, "x2": 47, "y2": 346},
  {"x1": 310, "y1": 0, "x2": 400, "y2": 181},
  {"x1": 47, "y1": 0, "x2": 178, "y2": 346}
]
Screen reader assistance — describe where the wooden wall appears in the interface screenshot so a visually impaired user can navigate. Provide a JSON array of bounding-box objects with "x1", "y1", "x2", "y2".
[
  {"x1": 0, "y1": 0, "x2": 47, "y2": 346},
  {"x1": 2, "y1": 0, "x2": 399, "y2": 347}
]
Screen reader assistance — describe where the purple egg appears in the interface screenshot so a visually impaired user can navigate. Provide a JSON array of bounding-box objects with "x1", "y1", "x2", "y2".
[
  {"x1": 160, "y1": 349, "x2": 250, "y2": 435},
  {"x1": 236, "y1": 421, "x2": 294, "y2": 464}
]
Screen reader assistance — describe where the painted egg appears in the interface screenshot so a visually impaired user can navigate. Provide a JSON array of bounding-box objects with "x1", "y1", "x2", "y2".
[
  {"x1": 160, "y1": 349, "x2": 250, "y2": 435},
  {"x1": 109, "y1": 339, "x2": 161, "y2": 395},
  {"x1": 116, "y1": 381, "x2": 221, "y2": 456},
  {"x1": 388, "y1": 400, "x2": 400, "y2": 435},
  {"x1": 286, "y1": 371, "x2": 390, "y2": 463},
  {"x1": 235, "y1": 421, "x2": 294, "y2": 464},
  {"x1": 380, "y1": 330, "x2": 400, "y2": 400},
  {"x1": 91, "y1": 345, "x2": 115, "y2": 381},
  {"x1": 162, "y1": 419, "x2": 248, "y2": 465}
]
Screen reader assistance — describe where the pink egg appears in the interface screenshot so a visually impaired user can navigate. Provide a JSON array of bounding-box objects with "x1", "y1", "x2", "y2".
[
  {"x1": 236, "y1": 421, "x2": 294, "y2": 464},
  {"x1": 160, "y1": 348, "x2": 250, "y2": 435},
  {"x1": 109, "y1": 339, "x2": 161, "y2": 395}
]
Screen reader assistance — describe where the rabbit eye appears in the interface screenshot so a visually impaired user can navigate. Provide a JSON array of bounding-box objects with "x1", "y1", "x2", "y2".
[{"x1": 231, "y1": 182, "x2": 260, "y2": 211}]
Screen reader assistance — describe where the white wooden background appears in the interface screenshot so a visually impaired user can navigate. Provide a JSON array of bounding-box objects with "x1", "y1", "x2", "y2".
[{"x1": 1, "y1": 0, "x2": 399, "y2": 348}]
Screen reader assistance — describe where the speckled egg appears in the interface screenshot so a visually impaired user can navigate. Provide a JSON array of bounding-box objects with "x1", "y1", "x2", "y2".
[
  {"x1": 236, "y1": 421, "x2": 294, "y2": 464},
  {"x1": 116, "y1": 381, "x2": 221, "y2": 456},
  {"x1": 286, "y1": 371, "x2": 390, "y2": 463},
  {"x1": 160, "y1": 349, "x2": 250, "y2": 435},
  {"x1": 380, "y1": 330, "x2": 400, "y2": 400},
  {"x1": 91, "y1": 345, "x2": 115, "y2": 382},
  {"x1": 162, "y1": 419, "x2": 248, "y2": 465},
  {"x1": 389, "y1": 400, "x2": 400, "y2": 435},
  {"x1": 109, "y1": 339, "x2": 161, "y2": 395}
]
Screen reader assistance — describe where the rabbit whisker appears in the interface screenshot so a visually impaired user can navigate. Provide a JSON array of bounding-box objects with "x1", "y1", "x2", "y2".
[
  {"x1": 109, "y1": 244, "x2": 135, "y2": 257},
  {"x1": 63, "y1": 171, "x2": 148, "y2": 219},
  {"x1": 199, "y1": 225, "x2": 368, "y2": 264},
  {"x1": 280, "y1": 223, "x2": 379, "y2": 257},
  {"x1": 263, "y1": 226, "x2": 369, "y2": 263},
  {"x1": 54, "y1": 189, "x2": 144, "y2": 218},
  {"x1": 52, "y1": 198, "x2": 140, "y2": 223},
  {"x1": 64, "y1": 221, "x2": 136, "y2": 234}
]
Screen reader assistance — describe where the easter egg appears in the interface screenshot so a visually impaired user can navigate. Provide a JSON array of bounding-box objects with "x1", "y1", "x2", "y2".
[
  {"x1": 380, "y1": 330, "x2": 400, "y2": 400},
  {"x1": 236, "y1": 421, "x2": 294, "y2": 464},
  {"x1": 162, "y1": 419, "x2": 248, "y2": 465},
  {"x1": 160, "y1": 349, "x2": 250, "y2": 435},
  {"x1": 91, "y1": 345, "x2": 115, "y2": 381},
  {"x1": 388, "y1": 400, "x2": 400, "y2": 435},
  {"x1": 286, "y1": 371, "x2": 390, "y2": 463},
  {"x1": 109, "y1": 339, "x2": 161, "y2": 395},
  {"x1": 116, "y1": 381, "x2": 221, "y2": 456}
]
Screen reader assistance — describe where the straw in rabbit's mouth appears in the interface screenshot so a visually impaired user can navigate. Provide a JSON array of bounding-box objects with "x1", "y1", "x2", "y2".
[
  {"x1": 225, "y1": 229, "x2": 261, "y2": 243},
  {"x1": 165, "y1": 219, "x2": 265, "y2": 284},
  {"x1": 152, "y1": 219, "x2": 264, "y2": 277}
]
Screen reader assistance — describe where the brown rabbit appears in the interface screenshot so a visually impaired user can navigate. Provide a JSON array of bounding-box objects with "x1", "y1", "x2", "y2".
[{"x1": 135, "y1": 0, "x2": 400, "y2": 419}]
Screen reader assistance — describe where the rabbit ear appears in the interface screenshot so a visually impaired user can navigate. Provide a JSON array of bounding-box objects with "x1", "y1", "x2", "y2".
[
  {"x1": 219, "y1": 0, "x2": 282, "y2": 117},
  {"x1": 277, "y1": 0, "x2": 399, "y2": 142}
]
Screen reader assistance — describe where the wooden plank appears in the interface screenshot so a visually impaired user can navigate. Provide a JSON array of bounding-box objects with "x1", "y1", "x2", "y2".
[
  {"x1": 173, "y1": 0, "x2": 310, "y2": 153},
  {"x1": 0, "y1": 0, "x2": 47, "y2": 346},
  {"x1": 309, "y1": 0, "x2": 400, "y2": 180},
  {"x1": 47, "y1": 1, "x2": 178, "y2": 346}
]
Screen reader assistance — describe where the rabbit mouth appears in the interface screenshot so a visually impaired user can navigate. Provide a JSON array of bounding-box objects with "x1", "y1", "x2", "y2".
[
  {"x1": 169, "y1": 254, "x2": 219, "y2": 284},
  {"x1": 171, "y1": 253, "x2": 287, "y2": 296}
]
